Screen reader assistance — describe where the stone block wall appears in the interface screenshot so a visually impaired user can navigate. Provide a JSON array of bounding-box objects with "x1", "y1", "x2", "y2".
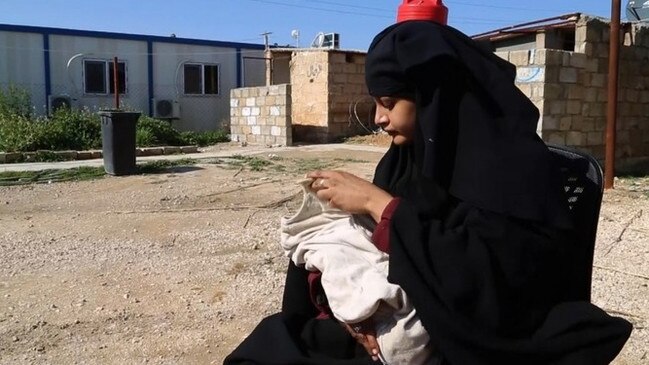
[
  {"x1": 290, "y1": 51, "x2": 330, "y2": 143},
  {"x1": 327, "y1": 51, "x2": 374, "y2": 141},
  {"x1": 288, "y1": 49, "x2": 373, "y2": 143},
  {"x1": 495, "y1": 16, "x2": 649, "y2": 172},
  {"x1": 229, "y1": 84, "x2": 292, "y2": 146}
]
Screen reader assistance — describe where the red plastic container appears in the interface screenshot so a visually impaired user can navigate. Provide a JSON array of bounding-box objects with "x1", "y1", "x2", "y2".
[{"x1": 397, "y1": 0, "x2": 448, "y2": 24}]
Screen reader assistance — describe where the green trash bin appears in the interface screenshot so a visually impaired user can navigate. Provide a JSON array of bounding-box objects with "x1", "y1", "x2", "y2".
[{"x1": 99, "y1": 110, "x2": 140, "y2": 176}]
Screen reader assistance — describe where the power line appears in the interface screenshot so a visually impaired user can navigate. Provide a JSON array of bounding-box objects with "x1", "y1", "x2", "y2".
[
  {"x1": 446, "y1": 0, "x2": 565, "y2": 12},
  {"x1": 245, "y1": 0, "x2": 392, "y2": 18},
  {"x1": 243, "y1": 0, "x2": 550, "y2": 24},
  {"x1": 302, "y1": 0, "x2": 392, "y2": 13}
]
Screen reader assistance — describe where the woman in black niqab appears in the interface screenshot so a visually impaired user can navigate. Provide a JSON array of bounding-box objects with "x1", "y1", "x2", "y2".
[
  {"x1": 224, "y1": 20, "x2": 631, "y2": 365},
  {"x1": 364, "y1": 20, "x2": 632, "y2": 364}
]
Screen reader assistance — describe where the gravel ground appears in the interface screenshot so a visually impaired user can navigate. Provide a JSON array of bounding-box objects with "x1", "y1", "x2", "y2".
[{"x1": 0, "y1": 143, "x2": 647, "y2": 364}]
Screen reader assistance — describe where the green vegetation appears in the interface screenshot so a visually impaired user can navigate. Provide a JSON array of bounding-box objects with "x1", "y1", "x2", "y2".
[
  {"x1": 0, "y1": 86, "x2": 229, "y2": 155},
  {"x1": 0, "y1": 158, "x2": 200, "y2": 186}
]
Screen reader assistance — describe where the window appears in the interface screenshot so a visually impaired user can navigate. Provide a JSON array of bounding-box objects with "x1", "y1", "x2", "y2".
[
  {"x1": 83, "y1": 59, "x2": 126, "y2": 94},
  {"x1": 183, "y1": 63, "x2": 219, "y2": 95}
]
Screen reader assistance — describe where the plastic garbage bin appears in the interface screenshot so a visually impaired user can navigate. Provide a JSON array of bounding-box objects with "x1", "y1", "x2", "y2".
[{"x1": 99, "y1": 110, "x2": 140, "y2": 175}]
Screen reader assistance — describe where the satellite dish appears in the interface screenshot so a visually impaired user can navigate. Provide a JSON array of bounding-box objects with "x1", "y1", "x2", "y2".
[
  {"x1": 627, "y1": 0, "x2": 649, "y2": 21},
  {"x1": 291, "y1": 29, "x2": 300, "y2": 47},
  {"x1": 311, "y1": 32, "x2": 325, "y2": 48}
]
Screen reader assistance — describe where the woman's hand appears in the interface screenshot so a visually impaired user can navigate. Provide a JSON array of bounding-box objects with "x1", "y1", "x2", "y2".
[
  {"x1": 306, "y1": 170, "x2": 393, "y2": 223},
  {"x1": 341, "y1": 319, "x2": 381, "y2": 362}
]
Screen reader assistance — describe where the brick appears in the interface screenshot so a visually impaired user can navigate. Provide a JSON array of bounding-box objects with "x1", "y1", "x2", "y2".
[
  {"x1": 575, "y1": 26, "x2": 587, "y2": 43},
  {"x1": 509, "y1": 50, "x2": 530, "y2": 66},
  {"x1": 494, "y1": 52, "x2": 509, "y2": 61},
  {"x1": 570, "y1": 53, "x2": 588, "y2": 68},
  {"x1": 560, "y1": 117, "x2": 572, "y2": 131},
  {"x1": 566, "y1": 131, "x2": 585, "y2": 146},
  {"x1": 567, "y1": 101, "x2": 582, "y2": 115},
  {"x1": 591, "y1": 74, "x2": 607, "y2": 88},
  {"x1": 582, "y1": 118, "x2": 596, "y2": 132},
  {"x1": 568, "y1": 86, "x2": 584, "y2": 100},
  {"x1": 544, "y1": 84, "x2": 564, "y2": 99},
  {"x1": 163, "y1": 147, "x2": 181, "y2": 155},
  {"x1": 549, "y1": 100, "x2": 566, "y2": 115},
  {"x1": 542, "y1": 116, "x2": 560, "y2": 130},
  {"x1": 587, "y1": 132, "x2": 604, "y2": 145},
  {"x1": 584, "y1": 88, "x2": 598, "y2": 102},
  {"x1": 546, "y1": 131, "x2": 566, "y2": 145},
  {"x1": 559, "y1": 68, "x2": 578, "y2": 83},
  {"x1": 180, "y1": 146, "x2": 198, "y2": 154},
  {"x1": 271, "y1": 126, "x2": 282, "y2": 136},
  {"x1": 544, "y1": 51, "x2": 564, "y2": 65}
]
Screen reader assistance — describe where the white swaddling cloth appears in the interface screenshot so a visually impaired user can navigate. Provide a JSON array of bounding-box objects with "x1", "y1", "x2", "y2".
[{"x1": 279, "y1": 179, "x2": 438, "y2": 365}]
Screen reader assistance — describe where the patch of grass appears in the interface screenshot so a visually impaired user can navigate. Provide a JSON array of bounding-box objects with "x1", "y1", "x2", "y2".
[
  {"x1": 0, "y1": 159, "x2": 199, "y2": 186},
  {"x1": 137, "y1": 158, "x2": 198, "y2": 174},
  {"x1": 333, "y1": 158, "x2": 368, "y2": 163},
  {"x1": 291, "y1": 158, "x2": 333, "y2": 173},
  {"x1": 226, "y1": 155, "x2": 274, "y2": 171},
  {"x1": 0, "y1": 166, "x2": 106, "y2": 186}
]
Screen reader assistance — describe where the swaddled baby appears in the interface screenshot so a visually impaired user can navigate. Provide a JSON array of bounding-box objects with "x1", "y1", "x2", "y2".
[{"x1": 280, "y1": 179, "x2": 438, "y2": 365}]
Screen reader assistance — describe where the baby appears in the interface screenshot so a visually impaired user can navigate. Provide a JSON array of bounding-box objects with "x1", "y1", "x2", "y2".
[{"x1": 280, "y1": 179, "x2": 439, "y2": 365}]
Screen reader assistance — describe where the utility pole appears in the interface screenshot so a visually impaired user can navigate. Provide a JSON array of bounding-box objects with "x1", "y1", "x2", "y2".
[
  {"x1": 605, "y1": 0, "x2": 621, "y2": 189},
  {"x1": 261, "y1": 31, "x2": 272, "y2": 51}
]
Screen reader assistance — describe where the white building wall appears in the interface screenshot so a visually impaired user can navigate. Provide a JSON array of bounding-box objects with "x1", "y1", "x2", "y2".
[
  {"x1": 0, "y1": 31, "x2": 46, "y2": 113},
  {"x1": 153, "y1": 43, "x2": 244, "y2": 131},
  {"x1": 48, "y1": 35, "x2": 149, "y2": 112},
  {"x1": 0, "y1": 24, "x2": 266, "y2": 132}
]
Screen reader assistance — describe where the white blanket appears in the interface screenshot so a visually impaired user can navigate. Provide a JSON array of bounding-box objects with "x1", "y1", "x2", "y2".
[{"x1": 280, "y1": 179, "x2": 438, "y2": 365}]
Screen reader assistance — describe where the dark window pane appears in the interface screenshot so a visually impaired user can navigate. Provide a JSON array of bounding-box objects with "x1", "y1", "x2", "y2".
[
  {"x1": 108, "y1": 62, "x2": 126, "y2": 94},
  {"x1": 84, "y1": 61, "x2": 106, "y2": 93},
  {"x1": 184, "y1": 64, "x2": 202, "y2": 94},
  {"x1": 204, "y1": 65, "x2": 219, "y2": 94}
]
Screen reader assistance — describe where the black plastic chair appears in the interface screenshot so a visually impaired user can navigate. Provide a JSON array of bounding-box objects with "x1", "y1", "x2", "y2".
[{"x1": 547, "y1": 144, "x2": 604, "y2": 302}]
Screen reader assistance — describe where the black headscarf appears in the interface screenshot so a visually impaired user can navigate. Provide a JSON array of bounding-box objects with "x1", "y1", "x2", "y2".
[
  {"x1": 364, "y1": 21, "x2": 632, "y2": 365},
  {"x1": 367, "y1": 20, "x2": 571, "y2": 229}
]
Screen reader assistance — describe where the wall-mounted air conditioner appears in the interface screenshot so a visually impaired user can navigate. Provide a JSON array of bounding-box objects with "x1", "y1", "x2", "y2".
[
  {"x1": 322, "y1": 33, "x2": 340, "y2": 49},
  {"x1": 153, "y1": 99, "x2": 180, "y2": 119},
  {"x1": 48, "y1": 95, "x2": 72, "y2": 114},
  {"x1": 311, "y1": 32, "x2": 341, "y2": 49}
]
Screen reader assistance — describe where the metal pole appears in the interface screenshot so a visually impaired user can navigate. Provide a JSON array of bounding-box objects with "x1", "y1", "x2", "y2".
[
  {"x1": 605, "y1": 0, "x2": 621, "y2": 189},
  {"x1": 113, "y1": 56, "x2": 120, "y2": 109}
]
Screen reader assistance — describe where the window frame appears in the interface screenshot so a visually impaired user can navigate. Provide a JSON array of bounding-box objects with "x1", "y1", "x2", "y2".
[
  {"x1": 82, "y1": 58, "x2": 128, "y2": 95},
  {"x1": 183, "y1": 62, "x2": 220, "y2": 96}
]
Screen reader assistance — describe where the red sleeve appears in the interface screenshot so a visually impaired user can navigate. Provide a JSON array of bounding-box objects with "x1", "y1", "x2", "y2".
[{"x1": 371, "y1": 197, "x2": 401, "y2": 254}]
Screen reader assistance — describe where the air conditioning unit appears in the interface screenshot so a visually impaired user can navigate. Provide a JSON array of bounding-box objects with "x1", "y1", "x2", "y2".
[
  {"x1": 311, "y1": 32, "x2": 341, "y2": 49},
  {"x1": 153, "y1": 99, "x2": 180, "y2": 119},
  {"x1": 322, "y1": 33, "x2": 340, "y2": 49},
  {"x1": 48, "y1": 95, "x2": 72, "y2": 113}
]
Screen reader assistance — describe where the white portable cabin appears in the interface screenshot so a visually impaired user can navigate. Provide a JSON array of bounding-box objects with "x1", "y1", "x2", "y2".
[{"x1": 0, "y1": 24, "x2": 266, "y2": 131}]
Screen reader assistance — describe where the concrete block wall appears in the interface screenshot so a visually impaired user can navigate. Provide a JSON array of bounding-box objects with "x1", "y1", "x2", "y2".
[
  {"x1": 288, "y1": 49, "x2": 373, "y2": 143},
  {"x1": 495, "y1": 17, "x2": 649, "y2": 172},
  {"x1": 290, "y1": 51, "x2": 331, "y2": 143},
  {"x1": 229, "y1": 84, "x2": 292, "y2": 146},
  {"x1": 327, "y1": 51, "x2": 374, "y2": 141}
]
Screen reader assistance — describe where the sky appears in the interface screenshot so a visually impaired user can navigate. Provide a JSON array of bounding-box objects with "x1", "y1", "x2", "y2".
[{"x1": 0, "y1": 0, "x2": 621, "y2": 50}]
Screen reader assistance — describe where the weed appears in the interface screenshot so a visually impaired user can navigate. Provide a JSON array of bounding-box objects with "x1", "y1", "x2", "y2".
[{"x1": 0, "y1": 159, "x2": 198, "y2": 186}]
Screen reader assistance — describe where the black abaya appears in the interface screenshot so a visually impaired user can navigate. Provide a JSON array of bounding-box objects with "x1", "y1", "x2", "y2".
[{"x1": 224, "y1": 20, "x2": 631, "y2": 365}]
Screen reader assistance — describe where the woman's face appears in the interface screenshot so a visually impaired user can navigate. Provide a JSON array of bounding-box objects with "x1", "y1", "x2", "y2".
[{"x1": 373, "y1": 96, "x2": 417, "y2": 145}]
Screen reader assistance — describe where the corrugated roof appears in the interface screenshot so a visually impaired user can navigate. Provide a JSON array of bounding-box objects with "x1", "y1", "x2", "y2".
[{"x1": 471, "y1": 13, "x2": 581, "y2": 42}]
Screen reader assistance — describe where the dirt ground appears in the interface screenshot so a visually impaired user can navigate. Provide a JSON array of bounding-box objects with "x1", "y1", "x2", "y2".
[{"x1": 0, "y1": 142, "x2": 647, "y2": 364}]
